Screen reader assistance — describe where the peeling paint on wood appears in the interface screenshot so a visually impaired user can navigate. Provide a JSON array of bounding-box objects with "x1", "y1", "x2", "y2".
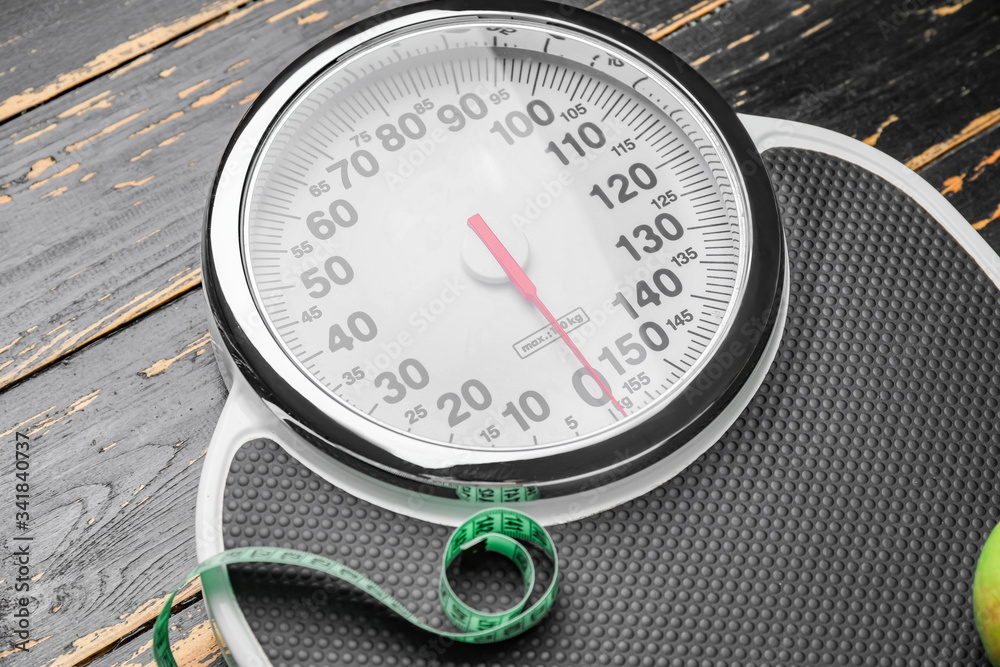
[
  {"x1": 972, "y1": 146, "x2": 1000, "y2": 180},
  {"x1": 190, "y1": 79, "x2": 242, "y2": 108},
  {"x1": 30, "y1": 163, "x2": 81, "y2": 190},
  {"x1": 27, "y1": 156, "x2": 56, "y2": 179},
  {"x1": 974, "y1": 202, "x2": 1000, "y2": 231},
  {"x1": 13, "y1": 123, "x2": 58, "y2": 145},
  {"x1": 646, "y1": 0, "x2": 732, "y2": 41},
  {"x1": 159, "y1": 132, "x2": 186, "y2": 147},
  {"x1": 0, "y1": 288, "x2": 227, "y2": 667},
  {"x1": 268, "y1": 0, "x2": 325, "y2": 24},
  {"x1": 298, "y1": 10, "x2": 329, "y2": 25},
  {"x1": 59, "y1": 90, "x2": 115, "y2": 118},
  {"x1": 862, "y1": 114, "x2": 900, "y2": 146},
  {"x1": 129, "y1": 110, "x2": 184, "y2": 137},
  {"x1": 66, "y1": 109, "x2": 148, "y2": 152},
  {"x1": 0, "y1": 407, "x2": 56, "y2": 439},
  {"x1": 800, "y1": 17, "x2": 833, "y2": 38},
  {"x1": 39, "y1": 581, "x2": 203, "y2": 667},
  {"x1": 140, "y1": 333, "x2": 212, "y2": 377},
  {"x1": 113, "y1": 176, "x2": 154, "y2": 188},
  {"x1": 727, "y1": 32, "x2": 759, "y2": 50},
  {"x1": 40, "y1": 186, "x2": 69, "y2": 199},
  {"x1": 115, "y1": 621, "x2": 220, "y2": 667},
  {"x1": 941, "y1": 174, "x2": 965, "y2": 195},
  {"x1": 933, "y1": 0, "x2": 975, "y2": 17},
  {"x1": 87, "y1": 603, "x2": 223, "y2": 667},
  {"x1": 109, "y1": 54, "x2": 155, "y2": 80},
  {"x1": 2, "y1": 336, "x2": 24, "y2": 354},
  {"x1": 0, "y1": 0, "x2": 254, "y2": 123},
  {"x1": 0, "y1": 269, "x2": 202, "y2": 391},
  {"x1": 906, "y1": 106, "x2": 1000, "y2": 170},
  {"x1": 178, "y1": 79, "x2": 212, "y2": 98},
  {"x1": 0, "y1": 390, "x2": 100, "y2": 437},
  {"x1": 0, "y1": 638, "x2": 50, "y2": 661},
  {"x1": 173, "y1": 0, "x2": 280, "y2": 49},
  {"x1": 28, "y1": 390, "x2": 101, "y2": 435}
]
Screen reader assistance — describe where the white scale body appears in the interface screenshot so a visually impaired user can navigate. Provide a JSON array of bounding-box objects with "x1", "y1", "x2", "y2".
[{"x1": 194, "y1": 3, "x2": 1000, "y2": 663}]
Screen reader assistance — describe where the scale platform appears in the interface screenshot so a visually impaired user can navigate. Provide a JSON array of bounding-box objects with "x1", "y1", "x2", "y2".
[{"x1": 196, "y1": 118, "x2": 1000, "y2": 665}]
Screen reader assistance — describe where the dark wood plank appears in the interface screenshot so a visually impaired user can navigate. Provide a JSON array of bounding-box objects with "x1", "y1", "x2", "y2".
[
  {"x1": 0, "y1": 0, "x2": 256, "y2": 124},
  {"x1": 2, "y1": 0, "x2": 998, "y2": 395},
  {"x1": 921, "y1": 124, "x2": 1000, "y2": 248},
  {"x1": 587, "y1": 0, "x2": 736, "y2": 38},
  {"x1": 664, "y1": 0, "x2": 1000, "y2": 168},
  {"x1": 660, "y1": 0, "x2": 1000, "y2": 251},
  {"x1": 0, "y1": 0, "x2": 400, "y2": 393},
  {"x1": 86, "y1": 601, "x2": 226, "y2": 667},
  {"x1": 0, "y1": 289, "x2": 224, "y2": 667}
]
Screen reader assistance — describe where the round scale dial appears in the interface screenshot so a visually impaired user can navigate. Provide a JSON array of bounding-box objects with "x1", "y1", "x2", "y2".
[{"x1": 243, "y1": 18, "x2": 748, "y2": 453}]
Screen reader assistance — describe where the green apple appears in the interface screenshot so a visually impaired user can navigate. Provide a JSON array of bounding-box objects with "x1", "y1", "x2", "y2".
[{"x1": 975, "y1": 522, "x2": 1000, "y2": 666}]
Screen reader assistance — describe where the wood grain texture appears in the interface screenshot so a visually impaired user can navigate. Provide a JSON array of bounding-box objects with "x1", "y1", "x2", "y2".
[
  {"x1": 0, "y1": 290, "x2": 225, "y2": 667},
  {"x1": 922, "y1": 125, "x2": 1000, "y2": 247},
  {"x1": 0, "y1": 0, "x2": 256, "y2": 123},
  {"x1": 86, "y1": 601, "x2": 226, "y2": 667},
  {"x1": 0, "y1": 0, "x2": 399, "y2": 394},
  {"x1": 1, "y1": 0, "x2": 999, "y2": 664},
  {"x1": 668, "y1": 0, "x2": 1000, "y2": 168}
]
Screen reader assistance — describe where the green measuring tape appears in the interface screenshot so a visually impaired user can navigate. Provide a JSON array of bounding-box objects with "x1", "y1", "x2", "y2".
[{"x1": 153, "y1": 508, "x2": 558, "y2": 666}]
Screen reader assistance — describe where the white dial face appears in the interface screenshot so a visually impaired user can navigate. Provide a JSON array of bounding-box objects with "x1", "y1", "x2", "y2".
[{"x1": 243, "y1": 18, "x2": 748, "y2": 452}]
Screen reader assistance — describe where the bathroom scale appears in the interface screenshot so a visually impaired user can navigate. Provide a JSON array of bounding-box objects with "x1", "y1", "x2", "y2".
[{"x1": 157, "y1": 1, "x2": 1000, "y2": 664}]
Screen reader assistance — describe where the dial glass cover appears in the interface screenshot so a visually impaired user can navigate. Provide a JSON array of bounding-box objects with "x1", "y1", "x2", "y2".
[{"x1": 242, "y1": 16, "x2": 749, "y2": 452}]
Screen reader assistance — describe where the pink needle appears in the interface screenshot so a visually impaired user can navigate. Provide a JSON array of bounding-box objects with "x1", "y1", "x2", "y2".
[{"x1": 467, "y1": 213, "x2": 626, "y2": 417}]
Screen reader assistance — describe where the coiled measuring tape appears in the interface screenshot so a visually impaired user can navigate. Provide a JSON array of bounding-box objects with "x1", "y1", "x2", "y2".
[{"x1": 153, "y1": 508, "x2": 558, "y2": 666}]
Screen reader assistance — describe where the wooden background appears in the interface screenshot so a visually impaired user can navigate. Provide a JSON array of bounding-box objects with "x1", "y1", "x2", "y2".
[{"x1": 0, "y1": 0, "x2": 998, "y2": 664}]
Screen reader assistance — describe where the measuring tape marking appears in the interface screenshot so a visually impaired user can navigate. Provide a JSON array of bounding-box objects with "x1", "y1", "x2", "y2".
[{"x1": 153, "y1": 508, "x2": 558, "y2": 665}]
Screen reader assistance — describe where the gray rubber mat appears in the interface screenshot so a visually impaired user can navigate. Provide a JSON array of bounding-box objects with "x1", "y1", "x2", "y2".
[{"x1": 222, "y1": 147, "x2": 1000, "y2": 666}]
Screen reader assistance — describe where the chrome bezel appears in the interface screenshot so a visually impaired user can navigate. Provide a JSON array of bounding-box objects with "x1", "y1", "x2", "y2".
[{"x1": 203, "y1": 0, "x2": 785, "y2": 494}]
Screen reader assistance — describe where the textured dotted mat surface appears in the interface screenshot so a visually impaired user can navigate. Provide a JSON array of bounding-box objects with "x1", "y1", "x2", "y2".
[{"x1": 221, "y1": 148, "x2": 1000, "y2": 666}]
